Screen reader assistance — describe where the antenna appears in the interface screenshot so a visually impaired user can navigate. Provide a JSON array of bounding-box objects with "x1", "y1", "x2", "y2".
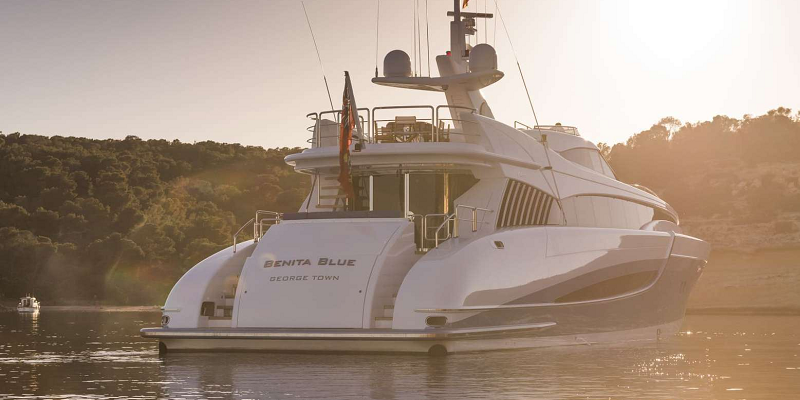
[
  {"x1": 493, "y1": 0, "x2": 540, "y2": 126},
  {"x1": 416, "y1": 0, "x2": 422, "y2": 76},
  {"x1": 411, "y1": 0, "x2": 416, "y2": 76},
  {"x1": 493, "y1": 0, "x2": 498, "y2": 47},
  {"x1": 425, "y1": 0, "x2": 431, "y2": 76},
  {"x1": 374, "y1": 0, "x2": 380, "y2": 77},
  {"x1": 301, "y1": 2, "x2": 335, "y2": 111}
]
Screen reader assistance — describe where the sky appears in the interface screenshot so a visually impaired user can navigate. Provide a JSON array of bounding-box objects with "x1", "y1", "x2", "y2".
[{"x1": 1, "y1": 0, "x2": 798, "y2": 148}]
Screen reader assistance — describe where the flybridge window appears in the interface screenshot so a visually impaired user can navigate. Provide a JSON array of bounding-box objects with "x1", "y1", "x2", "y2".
[
  {"x1": 560, "y1": 195, "x2": 675, "y2": 229},
  {"x1": 372, "y1": 175, "x2": 404, "y2": 213},
  {"x1": 560, "y1": 148, "x2": 615, "y2": 179},
  {"x1": 370, "y1": 172, "x2": 478, "y2": 216}
]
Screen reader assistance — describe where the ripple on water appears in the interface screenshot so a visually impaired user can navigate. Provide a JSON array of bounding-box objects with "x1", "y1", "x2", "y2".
[{"x1": 1, "y1": 313, "x2": 799, "y2": 399}]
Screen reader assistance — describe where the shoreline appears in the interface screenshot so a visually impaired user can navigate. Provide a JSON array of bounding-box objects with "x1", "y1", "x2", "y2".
[
  {"x1": 3, "y1": 304, "x2": 800, "y2": 317},
  {"x1": 0, "y1": 304, "x2": 161, "y2": 312},
  {"x1": 686, "y1": 307, "x2": 800, "y2": 316}
]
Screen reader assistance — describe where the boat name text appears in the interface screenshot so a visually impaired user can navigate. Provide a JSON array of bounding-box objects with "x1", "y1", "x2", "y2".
[{"x1": 264, "y1": 258, "x2": 356, "y2": 268}]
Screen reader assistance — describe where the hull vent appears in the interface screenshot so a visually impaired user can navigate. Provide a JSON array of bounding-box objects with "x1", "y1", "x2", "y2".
[{"x1": 497, "y1": 180, "x2": 554, "y2": 228}]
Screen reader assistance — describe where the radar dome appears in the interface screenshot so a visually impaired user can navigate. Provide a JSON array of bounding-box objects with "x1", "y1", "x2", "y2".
[
  {"x1": 383, "y1": 50, "x2": 412, "y2": 78},
  {"x1": 469, "y1": 44, "x2": 497, "y2": 73}
]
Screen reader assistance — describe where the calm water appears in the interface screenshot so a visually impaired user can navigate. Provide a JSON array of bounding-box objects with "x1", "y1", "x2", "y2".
[{"x1": 0, "y1": 311, "x2": 798, "y2": 399}]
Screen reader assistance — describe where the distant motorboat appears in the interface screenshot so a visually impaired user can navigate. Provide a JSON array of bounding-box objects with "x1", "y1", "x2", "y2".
[{"x1": 17, "y1": 295, "x2": 40, "y2": 313}]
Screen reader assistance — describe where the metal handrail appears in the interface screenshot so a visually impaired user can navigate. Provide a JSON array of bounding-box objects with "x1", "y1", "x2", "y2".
[
  {"x1": 432, "y1": 204, "x2": 494, "y2": 248},
  {"x1": 435, "y1": 105, "x2": 479, "y2": 141},
  {"x1": 233, "y1": 218, "x2": 255, "y2": 254},
  {"x1": 254, "y1": 210, "x2": 281, "y2": 240},
  {"x1": 514, "y1": 121, "x2": 533, "y2": 130},
  {"x1": 232, "y1": 210, "x2": 282, "y2": 253},
  {"x1": 423, "y1": 213, "x2": 449, "y2": 242},
  {"x1": 307, "y1": 104, "x2": 497, "y2": 145},
  {"x1": 313, "y1": 108, "x2": 371, "y2": 147},
  {"x1": 534, "y1": 125, "x2": 581, "y2": 136}
]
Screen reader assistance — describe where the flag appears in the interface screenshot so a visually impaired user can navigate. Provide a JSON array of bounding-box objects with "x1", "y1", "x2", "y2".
[
  {"x1": 338, "y1": 71, "x2": 361, "y2": 203},
  {"x1": 462, "y1": 0, "x2": 469, "y2": 8}
]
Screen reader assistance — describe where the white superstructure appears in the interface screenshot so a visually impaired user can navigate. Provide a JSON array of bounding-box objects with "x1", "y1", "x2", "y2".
[{"x1": 142, "y1": 1, "x2": 709, "y2": 355}]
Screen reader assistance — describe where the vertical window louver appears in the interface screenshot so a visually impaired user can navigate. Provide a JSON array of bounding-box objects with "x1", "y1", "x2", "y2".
[{"x1": 496, "y1": 180, "x2": 554, "y2": 228}]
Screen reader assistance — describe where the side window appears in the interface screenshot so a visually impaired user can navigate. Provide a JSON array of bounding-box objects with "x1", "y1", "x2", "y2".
[
  {"x1": 560, "y1": 148, "x2": 593, "y2": 170},
  {"x1": 588, "y1": 151, "x2": 604, "y2": 174},
  {"x1": 563, "y1": 195, "x2": 675, "y2": 228},
  {"x1": 560, "y1": 148, "x2": 616, "y2": 179},
  {"x1": 574, "y1": 196, "x2": 596, "y2": 227},
  {"x1": 599, "y1": 156, "x2": 616, "y2": 179},
  {"x1": 561, "y1": 197, "x2": 577, "y2": 226}
]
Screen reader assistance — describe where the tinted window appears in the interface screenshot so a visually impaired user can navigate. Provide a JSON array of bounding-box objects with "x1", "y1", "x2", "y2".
[
  {"x1": 560, "y1": 195, "x2": 675, "y2": 228},
  {"x1": 560, "y1": 148, "x2": 616, "y2": 179}
]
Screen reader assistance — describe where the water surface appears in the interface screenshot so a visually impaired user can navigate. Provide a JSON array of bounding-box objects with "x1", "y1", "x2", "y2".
[{"x1": 0, "y1": 311, "x2": 798, "y2": 399}]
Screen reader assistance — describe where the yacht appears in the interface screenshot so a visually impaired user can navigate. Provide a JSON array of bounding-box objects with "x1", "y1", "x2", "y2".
[
  {"x1": 17, "y1": 295, "x2": 41, "y2": 313},
  {"x1": 142, "y1": 1, "x2": 709, "y2": 355}
]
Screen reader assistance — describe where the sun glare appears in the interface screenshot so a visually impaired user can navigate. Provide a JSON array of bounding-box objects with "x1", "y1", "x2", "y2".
[{"x1": 612, "y1": 0, "x2": 741, "y2": 72}]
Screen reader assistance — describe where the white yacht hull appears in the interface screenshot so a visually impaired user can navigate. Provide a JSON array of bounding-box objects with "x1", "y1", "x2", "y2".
[{"x1": 144, "y1": 218, "x2": 708, "y2": 355}]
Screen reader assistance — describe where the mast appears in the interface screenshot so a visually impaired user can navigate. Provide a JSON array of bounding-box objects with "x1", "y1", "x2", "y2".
[{"x1": 451, "y1": 0, "x2": 464, "y2": 60}]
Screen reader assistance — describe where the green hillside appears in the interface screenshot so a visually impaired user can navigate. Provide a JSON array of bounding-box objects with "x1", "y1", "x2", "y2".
[
  {"x1": 0, "y1": 134, "x2": 307, "y2": 304},
  {"x1": 1, "y1": 107, "x2": 799, "y2": 305}
]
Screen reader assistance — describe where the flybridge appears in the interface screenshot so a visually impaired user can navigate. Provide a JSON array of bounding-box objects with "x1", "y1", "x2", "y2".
[{"x1": 306, "y1": 104, "x2": 479, "y2": 148}]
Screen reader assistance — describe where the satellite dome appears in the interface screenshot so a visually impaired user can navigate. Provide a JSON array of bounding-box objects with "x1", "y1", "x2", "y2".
[
  {"x1": 469, "y1": 44, "x2": 497, "y2": 73},
  {"x1": 383, "y1": 50, "x2": 412, "y2": 78}
]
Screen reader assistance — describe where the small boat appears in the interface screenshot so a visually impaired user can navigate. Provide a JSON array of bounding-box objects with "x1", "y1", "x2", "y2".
[{"x1": 17, "y1": 295, "x2": 41, "y2": 313}]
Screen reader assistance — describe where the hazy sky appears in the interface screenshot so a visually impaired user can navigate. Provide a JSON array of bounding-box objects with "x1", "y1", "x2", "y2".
[{"x1": 1, "y1": 0, "x2": 798, "y2": 148}]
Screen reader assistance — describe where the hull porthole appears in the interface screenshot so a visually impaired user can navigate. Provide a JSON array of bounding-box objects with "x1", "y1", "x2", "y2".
[
  {"x1": 158, "y1": 341, "x2": 168, "y2": 356},
  {"x1": 428, "y1": 344, "x2": 448, "y2": 356}
]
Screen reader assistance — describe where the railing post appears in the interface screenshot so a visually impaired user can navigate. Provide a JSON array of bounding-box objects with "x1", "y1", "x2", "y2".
[
  {"x1": 453, "y1": 208, "x2": 460, "y2": 238},
  {"x1": 472, "y1": 208, "x2": 478, "y2": 232}
]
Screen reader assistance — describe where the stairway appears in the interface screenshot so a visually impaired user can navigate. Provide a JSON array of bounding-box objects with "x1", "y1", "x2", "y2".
[
  {"x1": 316, "y1": 175, "x2": 369, "y2": 211},
  {"x1": 374, "y1": 293, "x2": 397, "y2": 329},
  {"x1": 317, "y1": 176, "x2": 347, "y2": 210}
]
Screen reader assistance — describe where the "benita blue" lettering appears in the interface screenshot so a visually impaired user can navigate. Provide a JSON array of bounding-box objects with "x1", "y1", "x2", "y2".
[{"x1": 264, "y1": 258, "x2": 356, "y2": 268}]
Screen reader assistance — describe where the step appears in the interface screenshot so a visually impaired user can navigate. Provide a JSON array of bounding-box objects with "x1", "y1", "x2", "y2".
[
  {"x1": 323, "y1": 176, "x2": 339, "y2": 181},
  {"x1": 216, "y1": 305, "x2": 233, "y2": 310},
  {"x1": 208, "y1": 316, "x2": 232, "y2": 320},
  {"x1": 316, "y1": 204, "x2": 342, "y2": 209},
  {"x1": 320, "y1": 185, "x2": 341, "y2": 190},
  {"x1": 374, "y1": 317, "x2": 393, "y2": 329},
  {"x1": 319, "y1": 194, "x2": 347, "y2": 199},
  {"x1": 383, "y1": 305, "x2": 394, "y2": 318}
]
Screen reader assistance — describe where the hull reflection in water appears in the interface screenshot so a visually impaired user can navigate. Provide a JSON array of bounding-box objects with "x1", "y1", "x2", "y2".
[{"x1": 1, "y1": 312, "x2": 799, "y2": 399}]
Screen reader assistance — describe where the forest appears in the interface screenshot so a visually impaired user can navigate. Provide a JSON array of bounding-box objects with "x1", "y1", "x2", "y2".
[
  {"x1": 1, "y1": 107, "x2": 798, "y2": 304},
  {"x1": 0, "y1": 135, "x2": 307, "y2": 304},
  {"x1": 601, "y1": 107, "x2": 800, "y2": 222}
]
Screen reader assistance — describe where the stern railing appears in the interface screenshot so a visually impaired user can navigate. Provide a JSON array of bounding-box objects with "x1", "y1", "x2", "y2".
[
  {"x1": 233, "y1": 210, "x2": 282, "y2": 253},
  {"x1": 307, "y1": 104, "x2": 478, "y2": 146}
]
